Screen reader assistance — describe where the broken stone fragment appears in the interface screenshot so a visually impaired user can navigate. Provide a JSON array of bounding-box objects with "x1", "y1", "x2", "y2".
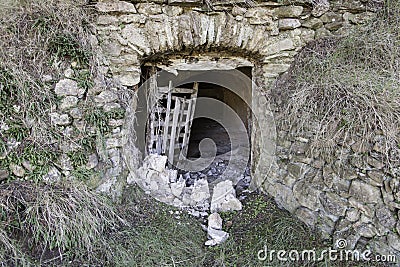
[
  {"x1": 232, "y1": 6, "x2": 246, "y2": 16},
  {"x1": 144, "y1": 154, "x2": 168, "y2": 173},
  {"x1": 162, "y1": 5, "x2": 183, "y2": 16},
  {"x1": 69, "y1": 107, "x2": 83, "y2": 119},
  {"x1": 64, "y1": 68, "x2": 74, "y2": 78},
  {"x1": 311, "y1": 0, "x2": 330, "y2": 17},
  {"x1": 190, "y1": 179, "x2": 210, "y2": 203},
  {"x1": 278, "y1": 18, "x2": 301, "y2": 30},
  {"x1": 208, "y1": 213, "x2": 223, "y2": 230},
  {"x1": 170, "y1": 176, "x2": 185, "y2": 198},
  {"x1": 211, "y1": 180, "x2": 242, "y2": 213},
  {"x1": 205, "y1": 228, "x2": 229, "y2": 246}
]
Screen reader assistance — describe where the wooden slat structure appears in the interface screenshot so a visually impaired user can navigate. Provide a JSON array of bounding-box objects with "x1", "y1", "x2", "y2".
[{"x1": 147, "y1": 74, "x2": 198, "y2": 167}]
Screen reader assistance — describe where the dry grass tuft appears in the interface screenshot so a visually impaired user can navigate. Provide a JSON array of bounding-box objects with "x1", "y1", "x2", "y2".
[
  {"x1": 276, "y1": 3, "x2": 400, "y2": 167},
  {"x1": 0, "y1": 181, "x2": 125, "y2": 265}
]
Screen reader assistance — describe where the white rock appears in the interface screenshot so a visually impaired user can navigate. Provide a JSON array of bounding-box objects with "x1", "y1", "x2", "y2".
[
  {"x1": 59, "y1": 96, "x2": 78, "y2": 110},
  {"x1": 170, "y1": 177, "x2": 185, "y2": 197},
  {"x1": 278, "y1": 19, "x2": 301, "y2": 30},
  {"x1": 42, "y1": 74, "x2": 53, "y2": 82},
  {"x1": 69, "y1": 107, "x2": 83, "y2": 119},
  {"x1": 94, "y1": 90, "x2": 118, "y2": 104},
  {"x1": 191, "y1": 179, "x2": 210, "y2": 203},
  {"x1": 205, "y1": 239, "x2": 218, "y2": 246},
  {"x1": 64, "y1": 68, "x2": 74, "y2": 78},
  {"x1": 211, "y1": 180, "x2": 243, "y2": 213},
  {"x1": 145, "y1": 154, "x2": 167, "y2": 172},
  {"x1": 208, "y1": 213, "x2": 223, "y2": 230},
  {"x1": 10, "y1": 164, "x2": 25, "y2": 177},
  {"x1": 54, "y1": 79, "x2": 85, "y2": 97},
  {"x1": 206, "y1": 228, "x2": 229, "y2": 246}
]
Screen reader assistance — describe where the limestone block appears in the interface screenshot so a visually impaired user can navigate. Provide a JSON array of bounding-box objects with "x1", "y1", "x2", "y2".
[
  {"x1": 273, "y1": 6, "x2": 303, "y2": 18},
  {"x1": 121, "y1": 24, "x2": 151, "y2": 55},
  {"x1": 325, "y1": 21, "x2": 343, "y2": 31},
  {"x1": 168, "y1": 0, "x2": 202, "y2": 6},
  {"x1": 387, "y1": 233, "x2": 400, "y2": 252},
  {"x1": 115, "y1": 71, "x2": 141, "y2": 86},
  {"x1": 315, "y1": 27, "x2": 333, "y2": 39},
  {"x1": 302, "y1": 18, "x2": 323, "y2": 29},
  {"x1": 311, "y1": 0, "x2": 329, "y2": 17},
  {"x1": 293, "y1": 180, "x2": 321, "y2": 211},
  {"x1": 86, "y1": 153, "x2": 99, "y2": 170},
  {"x1": 106, "y1": 138, "x2": 122, "y2": 149},
  {"x1": 103, "y1": 103, "x2": 121, "y2": 112},
  {"x1": 136, "y1": 3, "x2": 162, "y2": 15},
  {"x1": 278, "y1": 18, "x2": 301, "y2": 30},
  {"x1": 119, "y1": 14, "x2": 147, "y2": 24},
  {"x1": 270, "y1": 182, "x2": 300, "y2": 213},
  {"x1": 349, "y1": 180, "x2": 382, "y2": 204},
  {"x1": 69, "y1": 107, "x2": 83, "y2": 119},
  {"x1": 205, "y1": 228, "x2": 229, "y2": 246},
  {"x1": 170, "y1": 177, "x2": 185, "y2": 198},
  {"x1": 95, "y1": 90, "x2": 118, "y2": 104},
  {"x1": 320, "y1": 192, "x2": 348, "y2": 217},
  {"x1": 232, "y1": 6, "x2": 246, "y2": 16},
  {"x1": 96, "y1": 1, "x2": 136, "y2": 13},
  {"x1": 244, "y1": 8, "x2": 273, "y2": 25},
  {"x1": 96, "y1": 15, "x2": 119, "y2": 25},
  {"x1": 320, "y1": 12, "x2": 343, "y2": 24},
  {"x1": 162, "y1": 5, "x2": 183, "y2": 16},
  {"x1": 10, "y1": 164, "x2": 25, "y2": 177},
  {"x1": 375, "y1": 205, "x2": 397, "y2": 228},
  {"x1": 144, "y1": 154, "x2": 168, "y2": 172},
  {"x1": 261, "y1": 38, "x2": 295, "y2": 55},
  {"x1": 354, "y1": 222, "x2": 377, "y2": 238}
]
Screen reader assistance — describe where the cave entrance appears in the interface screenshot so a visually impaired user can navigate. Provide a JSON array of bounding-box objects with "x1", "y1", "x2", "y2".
[{"x1": 142, "y1": 60, "x2": 253, "y2": 187}]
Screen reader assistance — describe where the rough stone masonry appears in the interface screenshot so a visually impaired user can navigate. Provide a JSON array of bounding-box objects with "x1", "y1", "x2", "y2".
[{"x1": 66, "y1": 0, "x2": 400, "y2": 257}]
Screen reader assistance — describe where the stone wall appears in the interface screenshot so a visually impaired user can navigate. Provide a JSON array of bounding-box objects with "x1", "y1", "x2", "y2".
[{"x1": 88, "y1": 0, "x2": 400, "y2": 256}]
